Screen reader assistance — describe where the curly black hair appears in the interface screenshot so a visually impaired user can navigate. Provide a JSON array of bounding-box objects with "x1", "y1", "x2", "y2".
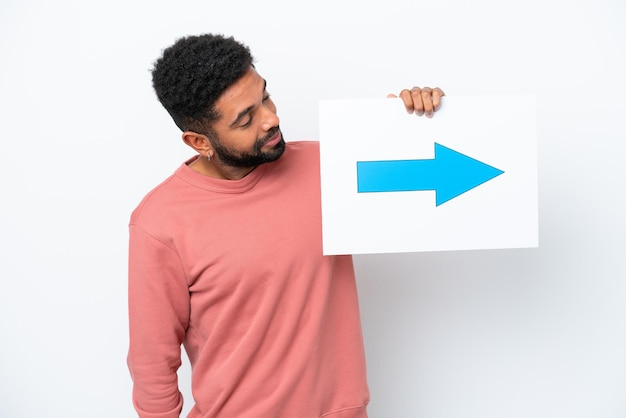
[{"x1": 151, "y1": 34, "x2": 254, "y2": 132}]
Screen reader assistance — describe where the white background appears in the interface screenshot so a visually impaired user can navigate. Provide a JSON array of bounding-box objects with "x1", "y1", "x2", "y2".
[{"x1": 0, "y1": 1, "x2": 624, "y2": 417}]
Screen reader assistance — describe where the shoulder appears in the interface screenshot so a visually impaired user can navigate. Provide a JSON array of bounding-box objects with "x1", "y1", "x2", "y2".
[
  {"x1": 263, "y1": 140, "x2": 321, "y2": 182},
  {"x1": 282, "y1": 140, "x2": 320, "y2": 163},
  {"x1": 285, "y1": 140, "x2": 319, "y2": 153},
  {"x1": 275, "y1": 140, "x2": 320, "y2": 168},
  {"x1": 129, "y1": 173, "x2": 179, "y2": 226}
]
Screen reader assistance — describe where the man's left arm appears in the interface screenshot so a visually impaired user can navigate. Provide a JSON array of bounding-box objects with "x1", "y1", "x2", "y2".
[{"x1": 388, "y1": 86, "x2": 445, "y2": 118}]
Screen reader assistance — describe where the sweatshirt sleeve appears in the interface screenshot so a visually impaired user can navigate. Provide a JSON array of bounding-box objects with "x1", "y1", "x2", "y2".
[{"x1": 127, "y1": 224, "x2": 190, "y2": 418}]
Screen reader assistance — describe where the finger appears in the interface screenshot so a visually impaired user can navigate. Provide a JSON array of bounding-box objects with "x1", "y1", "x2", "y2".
[
  {"x1": 421, "y1": 87, "x2": 434, "y2": 118},
  {"x1": 432, "y1": 87, "x2": 445, "y2": 112},
  {"x1": 387, "y1": 93, "x2": 398, "y2": 98},
  {"x1": 410, "y1": 87, "x2": 424, "y2": 116},
  {"x1": 399, "y1": 89, "x2": 415, "y2": 114}
]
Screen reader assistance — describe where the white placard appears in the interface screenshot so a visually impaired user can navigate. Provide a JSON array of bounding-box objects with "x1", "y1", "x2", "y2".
[{"x1": 319, "y1": 95, "x2": 538, "y2": 255}]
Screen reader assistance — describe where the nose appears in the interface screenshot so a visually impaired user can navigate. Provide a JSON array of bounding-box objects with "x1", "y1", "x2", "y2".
[{"x1": 261, "y1": 107, "x2": 280, "y2": 131}]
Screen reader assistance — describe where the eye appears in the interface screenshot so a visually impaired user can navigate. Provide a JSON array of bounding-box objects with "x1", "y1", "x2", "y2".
[{"x1": 239, "y1": 93, "x2": 271, "y2": 128}]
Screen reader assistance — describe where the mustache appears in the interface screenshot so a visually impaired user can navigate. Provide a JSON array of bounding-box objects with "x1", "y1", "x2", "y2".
[{"x1": 259, "y1": 126, "x2": 281, "y2": 145}]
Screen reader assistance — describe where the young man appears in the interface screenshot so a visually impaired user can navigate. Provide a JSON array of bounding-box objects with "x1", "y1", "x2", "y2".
[{"x1": 127, "y1": 34, "x2": 444, "y2": 418}]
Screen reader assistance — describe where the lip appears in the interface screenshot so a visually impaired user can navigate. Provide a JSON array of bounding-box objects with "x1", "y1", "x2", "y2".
[{"x1": 263, "y1": 130, "x2": 282, "y2": 147}]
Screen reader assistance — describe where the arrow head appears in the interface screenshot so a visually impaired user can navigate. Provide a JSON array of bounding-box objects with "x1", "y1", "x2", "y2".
[{"x1": 434, "y1": 143, "x2": 504, "y2": 206}]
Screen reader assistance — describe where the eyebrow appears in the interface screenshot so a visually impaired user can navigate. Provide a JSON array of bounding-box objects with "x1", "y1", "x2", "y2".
[{"x1": 229, "y1": 79, "x2": 267, "y2": 128}]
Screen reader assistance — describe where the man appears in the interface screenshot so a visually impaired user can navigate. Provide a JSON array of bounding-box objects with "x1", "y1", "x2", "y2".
[{"x1": 127, "y1": 33, "x2": 444, "y2": 418}]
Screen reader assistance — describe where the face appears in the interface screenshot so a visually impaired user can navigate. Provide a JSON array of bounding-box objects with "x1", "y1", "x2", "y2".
[{"x1": 206, "y1": 67, "x2": 285, "y2": 168}]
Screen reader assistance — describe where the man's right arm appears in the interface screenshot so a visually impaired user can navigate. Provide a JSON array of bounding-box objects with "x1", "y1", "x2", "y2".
[{"x1": 127, "y1": 224, "x2": 190, "y2": 418}]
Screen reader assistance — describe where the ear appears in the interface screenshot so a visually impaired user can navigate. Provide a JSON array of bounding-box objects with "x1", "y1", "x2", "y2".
[{"x1": 182, "y1": 131, "x2": 212, "y2": 158}]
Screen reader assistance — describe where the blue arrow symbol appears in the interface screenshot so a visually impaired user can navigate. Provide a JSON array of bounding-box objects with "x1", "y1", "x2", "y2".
[{"x1": 357, "y1": 143, "x2": 504, "y2": 206}]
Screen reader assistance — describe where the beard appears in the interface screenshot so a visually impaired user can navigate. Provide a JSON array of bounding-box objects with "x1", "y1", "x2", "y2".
[{"x1": 209, "y1": 127, "x2": 286, "y2": 168}]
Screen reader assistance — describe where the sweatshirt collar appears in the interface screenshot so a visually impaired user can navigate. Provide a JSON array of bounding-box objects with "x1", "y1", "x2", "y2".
[{"x1": 174, "y1": 155, "x2": 269, "y2": 193}]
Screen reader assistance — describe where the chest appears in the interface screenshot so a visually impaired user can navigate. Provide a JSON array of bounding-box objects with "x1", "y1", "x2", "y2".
[{"x1": 172, "y1": 167, "x2": 324, "y2": 291}]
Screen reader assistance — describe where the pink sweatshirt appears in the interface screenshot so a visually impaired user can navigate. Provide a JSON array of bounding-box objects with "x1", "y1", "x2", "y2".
[{"x1": 128, "y1": 141, "x2": 369, "y2": 418}]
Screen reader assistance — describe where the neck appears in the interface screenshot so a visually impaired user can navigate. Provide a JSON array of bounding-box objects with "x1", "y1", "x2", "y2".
[{"x1": 188, "y1": 155, "x2": 256, "y2": 180}]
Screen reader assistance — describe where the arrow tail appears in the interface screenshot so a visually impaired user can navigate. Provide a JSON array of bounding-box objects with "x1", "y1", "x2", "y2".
[{"x1": 357, "y1": 159, "x2": 438, "y2": 192}]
